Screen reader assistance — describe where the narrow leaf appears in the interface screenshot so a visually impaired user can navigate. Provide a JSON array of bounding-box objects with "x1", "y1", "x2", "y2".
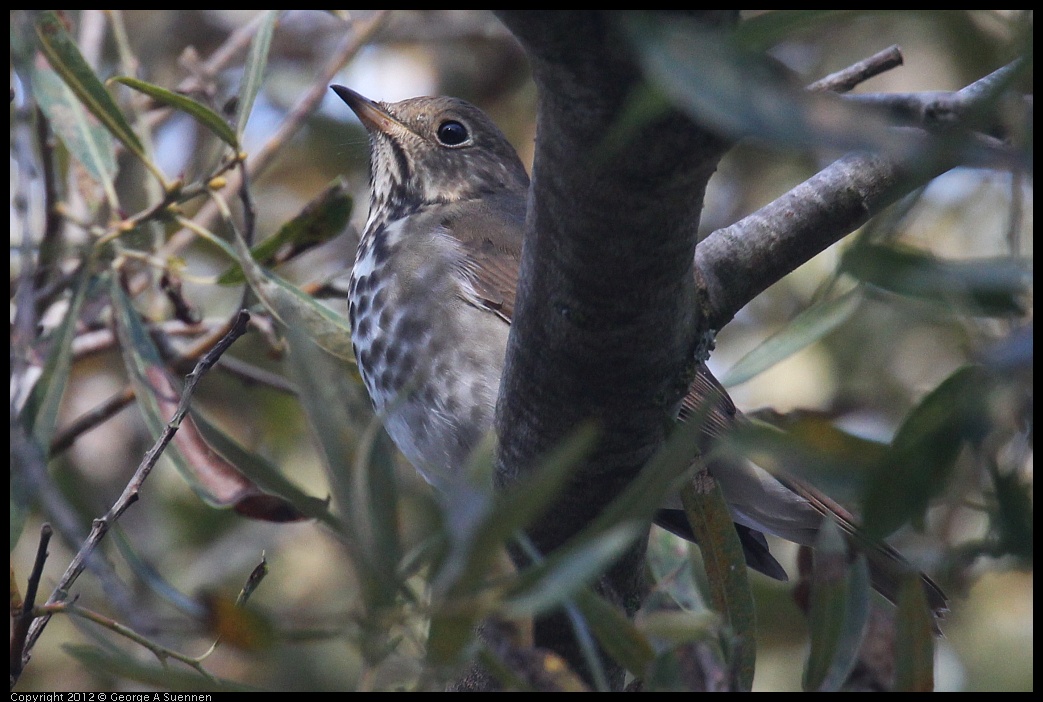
[
  {"x1": 218, "y1": 178, "x2": 353, "y2": 285},
  {"x1": 842, "y1": 242, "x2": 1031, "y2": 317},
  {"x1": 735, "y1": 10, "x2": 858, "y2": 51},
  {"x1": 640, "y1": 612, "x2": 729, "y2": 692},
  {"x1": 350, "y1": 407, "x2": 403, "y2": 607},
  {"x1": 621, "y1": 14, "x2": 918, "y2": 158},
  {"x1": 803, "y1": 519, "x2": 870, "y2": 691},
  {"x1": 282, "y1": 323, "x2": 414, "y2": 614},
  {"x1": 434, "y1": 423, "x2": 599, "y2": 597},
  {"x1": 281, "y1": 321, "x2": 371, "y2": 525},
  {"x1": 23, "y1": 262, "x2": 94, "y2": 449},
  {"x1": 111, "y1": 281, "x2": 302, "y2": 518},
  {"x1": 862, "y1": 365, "x2": 986, "y2": 540},
  {"x1": 894, "y1": 574, "x2": 935, "y2": 691},
  {"x1": 990, "y1": 464, "x2": 1033, "y2": 561},
  {"x1": 110, "y1": 528, "x2": 206, "y2": 618},
  {"x1": 226, "y1": 214, "x2": 356, "y2": 360},
  {"x1": 235, "y1": 10, "x2": 278, "y2": 140},
  {"x1": 32, "y1": 64, "x2": 118, "y2": 190},
  {"x1": 574, "y1": 589, "x2": 657, "y2": 675},
  {"x1": 679, "y1": 476, "x2": 756, "y2": 691},
  {"x1": 647, "y1": 528, "x2": 707, "y2": 613},
  {"x1": 582, "y1": 414, "x2": 706, "y2": 541},
  {"x1": 722, "y1": 289, "x2": 861, "y2": 386},
  {"x1": 62, "y1": 644, "x2": 254, "y2": 692},
  {"x1": 35, "y1": 11, "x2": 146, "y2": 160},
  {"x1": 112, "y1": 76, "x2": 238, "y2": 148},
  {"x1": 193, "y1": 413, "x2": 338, "y2": 528},
  {"x1": 503, "y1": 523, "x2": 645, "y2": 617},
  {"x1": 727, "y1": 415, "x2": 885, "y2": 505}
]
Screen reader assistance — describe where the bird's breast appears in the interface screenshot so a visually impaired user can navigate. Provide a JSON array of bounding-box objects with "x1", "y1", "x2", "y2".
[{"x1": 347, "y1": 218, "x2": 509, "y2": 485}]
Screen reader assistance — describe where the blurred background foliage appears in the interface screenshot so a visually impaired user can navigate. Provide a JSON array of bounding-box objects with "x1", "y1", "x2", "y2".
[{"x1": 10, "y1": 10, "x2": 1032, "y2": 692}]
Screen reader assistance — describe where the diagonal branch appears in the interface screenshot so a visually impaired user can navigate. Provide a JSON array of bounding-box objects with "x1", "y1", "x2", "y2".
[
  {"x1": 18, "y1": 312, "x2": 251, "y2": 677},
  {"x1": 697, "y1": 61, "x2": 1027, "y2": 331}
]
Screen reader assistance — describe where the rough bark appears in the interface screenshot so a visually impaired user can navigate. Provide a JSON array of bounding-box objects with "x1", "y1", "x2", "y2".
[
  {"x1": 492, "y1": 11, "x2": 738, "y2": 689},
  {"x1": 489, "y1": 10, "x2": 1016, "y2": 690}
]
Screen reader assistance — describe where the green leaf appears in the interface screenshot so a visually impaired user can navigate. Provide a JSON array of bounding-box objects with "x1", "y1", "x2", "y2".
[
  {"x1": 803, "y1": 519, "x2": 870, "y2": 691},
  {"x1": 110, "y1": 527, "x2": 206, "y2": 618},
  {"x1": 647, "y1": 528, "x2": 707, "y2": 613},
  {"x1": 503, "y1": 522, "x2": 645, "y2": 617},
  {"x1": 722, "y1": 289, "x2": 861, "y2": 386},
  {"x1": 22, "y1": 262, "x2": 94, "y2": 450},
  {"x1": 350, "y1": 405, "x2": 403, "y2": 607},
  {"x1": 112, "y1": 76, "x2": 239, "y2": 148},
  {"x1": 862, "y1": 365, "x2": 987, "y2": 541},
  {"x1": 281, "y1": 322, "x2": 406, "y2": 609},
  {"x1": 574, "y1": 589, "x2": 657, "y2": 676},
  {"x1": 426, "y1": 606, "x2": 484, "y2": 667},
  {"x1": 727, "y1": 415, "x2": 885, "y2": 506},
  {"x1": 894, "y1": 574, "x2": 936, "y2": 691},
  {"x1": 111, "y1": 280, "x2": 299, "y2": 518},
  {"x1": 735, "y1": 10, "x2": 860, "y2": 51},
  {"x1": 640, "y1": 612, "x2": 729, "y2": 691},
  {"x1": 842, "y1": 242, "x2": 1031, "y2": 317},
  {"x1": 34, "y1": 11, "x2": 147, "y2": 165},
  {"x1": 432, "y1": 423, "x2": 599, "y2": 597},
  {"x1": 582, "y1": 414, "x2": 706, "y2": 541},
  {"x1": 32, "y1": 64, "x2": 118, "y2": 191},
  {"x1": 226, "y1": 213, "x2": 356, "y2": 360},
  {"x1": 990, "y1": 463, "x2": 1033, "y2": 561},
  {"x1": 192, "y1": 413, "x2": 338, "y2": 529},
  {"x1": 281, "y1": 323, "x2": 370, "y2": 514},
  {"x1": 62, "y1": 644, "x2": 255, "y2": 692},
  {"x1": 218, "y1": 178, "x2": 353, "y2": 285},
  {"x1": 620, "y1": 14, "x2": 913, "y2": 157},
  {"x1": 679, "y1": 476, "x2": 756, "y2": 691},
  {"x1": 235, "y1": 10, "x2": 278, "y2": 140}
]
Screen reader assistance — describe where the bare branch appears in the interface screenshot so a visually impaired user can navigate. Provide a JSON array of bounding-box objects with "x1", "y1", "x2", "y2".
[
  {"x1": 9, "y1": 524, "x2": 52, "y2": 683},
  {"x1": 839, "y1": 62, "x2": 1029, "y2": 137},
  {"x1": 807, "y1": 45, "x2": 904, "y2": 94},
  {"x1": 49, "y1": 387, "x2": 135, "y2": 457},
  {"x1": 21, "y1": 311, "x2": 251, "y2": 667},
  {"x1": 697, "y1": 60, "x2": 1027, "y2": 330}
]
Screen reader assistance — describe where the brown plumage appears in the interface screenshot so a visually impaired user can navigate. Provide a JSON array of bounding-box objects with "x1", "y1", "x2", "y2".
[{"x1": 331, "y1": 85, "x2": 948, "y2": 619}]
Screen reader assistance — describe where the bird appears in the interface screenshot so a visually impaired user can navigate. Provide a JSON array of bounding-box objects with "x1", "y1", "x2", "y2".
[{"x1": 329, "y1": 84, "x2": 948, "y2": 618}]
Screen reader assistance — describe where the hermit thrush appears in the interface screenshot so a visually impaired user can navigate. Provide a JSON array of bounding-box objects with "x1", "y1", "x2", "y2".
[{"x1": 330, "y1": 85, "x2": 947, "y2": 616}]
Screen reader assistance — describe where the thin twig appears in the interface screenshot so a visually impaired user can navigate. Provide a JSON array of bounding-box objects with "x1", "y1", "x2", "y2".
[
  {"x1": 34, "y1": 601, "x2": 216, "y2": 681},
  {"x1": 9, "y1": 525, "x2": 53, "y2": 683},
  {"x1": 214, "y1": 356, "x2": 299, "y2": 396},
  {"x1": 11, "y1": 407, "x2": 139, "y2": 640},
  {"x1": 51, "y1": 311, "x2": 295, "y2": 458},
  {"x1": 807, "y1": 45, "x2": 904, "y2": 94},
  {"x1": 144, "y1": 12, "x2": 270, "y2": 132},
  {"x1": 156, "y1": 11, "x2": 390, "y2": 262},
  {"x1": 21, "y1": 311, "x2": 252, "y2": 669},
  {"x1": 840, "y1": 60, "x2": 1028, "y2": 131},
  {"x1": 49, "y1": 387, "x2": 136, "y2": 457}
]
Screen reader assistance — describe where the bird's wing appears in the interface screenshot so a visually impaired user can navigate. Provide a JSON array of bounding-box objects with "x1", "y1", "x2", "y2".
[
  {"x1": 439, "y1": 193, "x2": 526, "y2": 323},
  {"x1": 438, "y1": 193, "x2": 948, "y2": 614}
]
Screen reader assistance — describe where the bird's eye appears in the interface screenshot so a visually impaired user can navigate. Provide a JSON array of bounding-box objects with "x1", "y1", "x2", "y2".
[{"x1": 436, "y1": 120, "x2": 469, "y2": 146}]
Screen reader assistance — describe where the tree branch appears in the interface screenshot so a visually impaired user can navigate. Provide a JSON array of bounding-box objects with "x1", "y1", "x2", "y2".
[
  {"x1": 19, "y1": 312, "x2": 251, "y2": 675},
  {"x1": 697, "y1": 61, "x2": 1027, "y2": 331},
  {"x1": 493, "y1": 11, "x2": 739, "y2": 688}
]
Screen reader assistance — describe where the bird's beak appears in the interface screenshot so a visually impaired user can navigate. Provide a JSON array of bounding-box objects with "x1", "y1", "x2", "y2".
[{"x1": 330, "y1": 85, "x2": 408, "y2": 137}]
